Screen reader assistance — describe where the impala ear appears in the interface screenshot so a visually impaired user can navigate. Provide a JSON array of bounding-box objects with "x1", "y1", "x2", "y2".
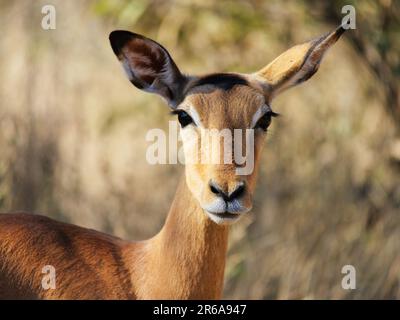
[
  {"x1": 109, "y1": 30, "x2": 187, "y2": 108},
  {"x1": 255, "y1": 25, "x2": 346, "y2": 99}
]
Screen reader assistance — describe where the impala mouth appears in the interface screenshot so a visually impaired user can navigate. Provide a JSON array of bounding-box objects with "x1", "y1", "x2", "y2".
[
  {"x1": 202, "y1": 198, "x2": 251, "y2": 224},
  {"x1": 205, "y1": 211, "x2": 242, "y2": 225},
  {"x1": 210, "y1": 211, "x2": 239, "y2": 218}
]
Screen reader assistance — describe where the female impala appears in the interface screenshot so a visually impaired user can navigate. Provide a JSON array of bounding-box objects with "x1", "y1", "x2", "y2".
[{"x1": 0, "y1": 25, "x2": 345, "y2": 299}]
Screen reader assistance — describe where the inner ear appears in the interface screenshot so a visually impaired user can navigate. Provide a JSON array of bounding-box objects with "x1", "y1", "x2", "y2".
[
  {"x1": 254, "y1": 25, "x2": 346, "y2": 98},
  {"x1": 109, "y1": 31, "x2": 188, "y2": 107}
]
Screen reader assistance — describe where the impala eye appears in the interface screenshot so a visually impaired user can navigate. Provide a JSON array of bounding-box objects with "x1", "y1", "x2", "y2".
[
  {"x1": 172, "y1": 110, "x2": 194, "y2": 128},
  {"x1": 255, "y1": 111, "x2": 278, "y2": 131}
]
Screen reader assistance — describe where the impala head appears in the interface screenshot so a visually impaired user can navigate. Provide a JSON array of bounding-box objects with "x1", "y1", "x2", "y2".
[{"x1": 109, "y1": 26, "x2": 345, "y2": 225}]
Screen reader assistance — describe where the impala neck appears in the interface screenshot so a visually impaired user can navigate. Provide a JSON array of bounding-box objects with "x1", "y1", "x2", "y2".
[{"x1": 134, "y1": 174, "x2": 229, "y2": 299}]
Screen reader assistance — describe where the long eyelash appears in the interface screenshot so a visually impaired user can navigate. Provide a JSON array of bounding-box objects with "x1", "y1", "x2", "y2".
[
  {"x1": 269, "y1": 111, "x2": 280, "y2": 118},
  {"x1": 171, "y1": 110, "x2": 279, "y2": 117}
]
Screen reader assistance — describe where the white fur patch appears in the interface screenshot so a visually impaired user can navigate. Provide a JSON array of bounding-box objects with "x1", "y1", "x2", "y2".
[{"x1": 250, "y1": 104, "x2": 271, "y2": 128}]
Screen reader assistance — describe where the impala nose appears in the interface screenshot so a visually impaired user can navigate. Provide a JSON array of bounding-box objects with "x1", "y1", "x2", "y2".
[{"x1": 209, "y1": 181, "x2": 246, "y2": 201}]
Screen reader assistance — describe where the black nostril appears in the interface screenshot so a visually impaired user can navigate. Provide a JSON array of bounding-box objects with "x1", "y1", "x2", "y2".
[
  {"x1": 209, "y1": 181, "x2": 245, "y2": 201},
  {"x1": 209, "y1": 182, "x2": 229, "y2": 201},
  {"x1": 210, "y1": 184, "x2": 220, "y2": 195},
  {"x1": 210, "y1": 184, "x2": 221, "y2": 194},
  {"x1": 229, "y1": 184, "x2": 245, "y2": 200}
]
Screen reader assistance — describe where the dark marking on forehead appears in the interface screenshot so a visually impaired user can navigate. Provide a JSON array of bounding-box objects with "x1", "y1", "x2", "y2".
[{"x1": 193, "y1": 73, "x2": 249, "y2": 91}]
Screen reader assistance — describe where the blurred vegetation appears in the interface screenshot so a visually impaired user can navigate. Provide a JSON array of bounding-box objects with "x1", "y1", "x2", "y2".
[
  {"x1": 0, "y1": 0, "x2": 399, "y2": 299},
  {"x1": 307, "y1": 0, "x2": 400, "y2": 129}
]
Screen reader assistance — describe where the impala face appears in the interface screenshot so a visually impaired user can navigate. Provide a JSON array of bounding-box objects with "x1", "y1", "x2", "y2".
[
  {"x1": 178, "y1": 77, "x2": 276, "y2": 224},
  {"x1": 109, "y1": 26, "x2": 345, "y2": 225}
]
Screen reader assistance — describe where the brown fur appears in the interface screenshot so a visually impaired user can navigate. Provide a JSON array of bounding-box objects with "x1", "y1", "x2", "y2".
[{"x1": 0, "y1": 177, "x2": 227, "y2": 299}]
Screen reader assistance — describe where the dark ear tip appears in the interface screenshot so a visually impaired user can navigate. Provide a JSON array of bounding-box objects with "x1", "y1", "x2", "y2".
[
  {"x1": 109, "y1": 30, "x2": 135, "y2": 56},
  {"x1": 336, "y1": 24, "x2": 347, "y2": 37}
]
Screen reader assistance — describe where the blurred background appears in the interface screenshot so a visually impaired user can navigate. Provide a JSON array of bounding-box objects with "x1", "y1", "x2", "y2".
[{"x1": 0, "y1": 0, "x2": 399, "y2": 299}]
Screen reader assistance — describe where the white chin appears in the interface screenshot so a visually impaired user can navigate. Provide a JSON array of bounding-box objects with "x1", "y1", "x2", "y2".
[{"x1": 205, "y1": 211, "x2": 243, "y2": 225}]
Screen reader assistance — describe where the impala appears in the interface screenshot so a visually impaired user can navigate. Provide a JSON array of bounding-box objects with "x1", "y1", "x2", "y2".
[{"x1": 0, "y1": 25, "x2": 345, "y2": 299}]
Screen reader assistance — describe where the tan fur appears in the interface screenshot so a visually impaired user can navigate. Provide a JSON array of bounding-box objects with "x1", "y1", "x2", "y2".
[
  {"x1": 0, "y1": 26, "x2": 345, "y2": 299},
  {"x1": 180, "y1": 84, "x2": 266, "y2": 212}
]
